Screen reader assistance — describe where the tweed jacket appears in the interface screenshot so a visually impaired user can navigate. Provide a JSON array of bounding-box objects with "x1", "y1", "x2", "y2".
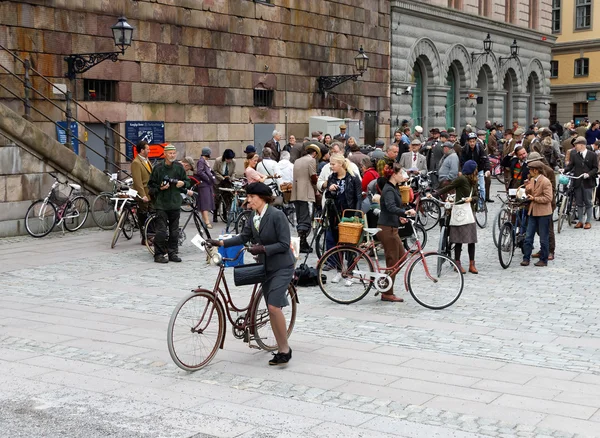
[
  {"x1": 564, "y1": 149, "x2": 599, "y2": 189},
  {"x1": 525, "y1": 175, "x2": 553, "y2": 217},
  {"x1": 398, "y1": 151, "x2": 427, "y2": 173},
  {"x1": 223, "y1": 205, "x2": 294, "y2": 272},
  {"x1": 212, "y1": 157, "x2": 236, "y2": 183},
  {"x1": 131, "y1": 155, "x2": 152, "y2": 199},
  {"x1": 290, "y1": 154, "x2": 317, "y2": 203}
]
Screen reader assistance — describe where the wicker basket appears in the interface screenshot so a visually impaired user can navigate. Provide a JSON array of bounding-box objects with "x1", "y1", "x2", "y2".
[
  {"x1": 338, "y1": 209, "x2": 365, "y2": 245},
  {"x1": 399, "y1": 185, "x2": 412, "y2": 204},
  {"x1": 280, "y1": 182, "x2": 292, "y2": 203}
]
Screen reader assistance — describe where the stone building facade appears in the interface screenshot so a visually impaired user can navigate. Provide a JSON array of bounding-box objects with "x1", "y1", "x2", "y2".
[
  {"x1": 391, "y1": 0, "x2": 555, "y2": 133},
  {"x1": 0, "y1": 0, "x2": 390, "y2": 167}
]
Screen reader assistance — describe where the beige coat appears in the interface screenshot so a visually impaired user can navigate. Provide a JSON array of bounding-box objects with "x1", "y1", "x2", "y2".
[
  {"x1": 212, "y1": 157, "x2": 236, "y2": 183},
  {"x1": 290, "y1": 154, "x2": 316, "y2": 202},
  {"x1": 131, "y1": 155, "x2": 152, "y2": 199},
  {"x1": 525, "y1": 174, "x2": 553, "y2": 217}
]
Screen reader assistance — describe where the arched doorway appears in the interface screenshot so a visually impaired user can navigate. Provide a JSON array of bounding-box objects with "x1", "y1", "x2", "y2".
[
  {"x1": 446, "y1": 66, "x2": 458, "y2": 129},
  {"x1": 527, "y1": 73, "x2": 540, "y2": 123},
  {"x1": 411, "y1": 57, "x2": 431, "y2": 129}
]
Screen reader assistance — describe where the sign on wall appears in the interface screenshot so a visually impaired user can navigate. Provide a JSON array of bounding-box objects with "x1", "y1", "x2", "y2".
[
  {"x1": 125, "y1": 121, "x2": 165, "y2": 161},
  {"x1": 56, "y1": 121, "x2": 79, "y2": 155}
]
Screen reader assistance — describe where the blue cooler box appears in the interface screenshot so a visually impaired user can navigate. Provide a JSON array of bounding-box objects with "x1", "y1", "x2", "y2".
[{"x1": 217, "y1": 234, "x2": 244, "y2": 267}]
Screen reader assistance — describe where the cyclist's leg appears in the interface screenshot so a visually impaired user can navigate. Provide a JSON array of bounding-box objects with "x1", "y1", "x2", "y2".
[
  {"x1": 477, "y1": 170, "x2": 485, "y2": 206},
  {"x1": 574, "y1": 186, "x2": 585, "y2": 224},
  {"x1": 583, "y1": 187, "x2": 594, "y2": 223}
]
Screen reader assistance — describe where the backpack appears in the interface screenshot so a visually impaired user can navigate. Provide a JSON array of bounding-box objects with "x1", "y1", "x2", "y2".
[{"x1": 293, "y1": 263, "x2": 326, "y2": 287}]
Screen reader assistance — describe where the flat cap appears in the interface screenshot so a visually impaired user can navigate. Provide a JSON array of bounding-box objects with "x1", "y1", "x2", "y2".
[
  {"x1": 410, "y1": 138, "x2": 422, "y2": 145},
  {"x1": 477, "y1": 130, "x2": 487, "y2": 136},
  {"x1": 440, "y1": 131, "x2": 449, "y2": 138},
  {"x1": 375, "y1": 139, "x2": 385, "y2": 147},
  {"x1": 514, "y1": 128, "x2": 525, "y2": 136},
  {"x1": 311, "y1": 131, "x2": 321, "y2": 138},
  {"x1": 574, "y1": 136, "x2": 587, "y2": 145},
  {"x1": 339, "y1": 124, "x2": 347, "y2": 129},
  {"x1": 524, "y1": 129, "x2": 536, "y2": 136}
]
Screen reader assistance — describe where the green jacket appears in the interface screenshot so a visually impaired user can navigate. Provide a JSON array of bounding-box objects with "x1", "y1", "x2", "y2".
[{"x1": 148, "y1": 160, "x2": 190, "y2": 211}]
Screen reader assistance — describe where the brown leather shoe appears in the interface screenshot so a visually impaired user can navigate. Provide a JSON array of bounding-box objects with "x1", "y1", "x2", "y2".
[
  {"x1": 584, "y1": 222, "x2": 592, "y2": 230},
  {"x1": 455, "y1": 260, "x2": 466, "y2": 274},
  {"x1": 520, "y1": 260, "x2": 530, "y2": 266},
  {"x1": 534, "y1": 261, "x2": 547, "y2": 267},
  {"x1": 532, "y1": 252, "x2": 540, "y2": 258},
  {"x1": 575, "y1": 222, "x2": 584, "y2": 229},
  {"x1": 468, "y1": 261, "x2": 478, "y2": 274},
  {"x1": 548, "y1": 253, "x2": 554, "y2": 261},
  {"x1": 381, "y1": 294, "x2": 404, "y2": 302}
]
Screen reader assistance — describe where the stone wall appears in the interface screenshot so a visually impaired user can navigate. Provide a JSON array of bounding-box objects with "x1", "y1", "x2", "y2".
[{"x1": 0, "y1": 0, "x2": 391, "y2": 165}]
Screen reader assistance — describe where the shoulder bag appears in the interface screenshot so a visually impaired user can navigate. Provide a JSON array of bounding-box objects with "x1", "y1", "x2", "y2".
[{"x1": 449, "y1": 187, "x2": 475, "y2": 226}]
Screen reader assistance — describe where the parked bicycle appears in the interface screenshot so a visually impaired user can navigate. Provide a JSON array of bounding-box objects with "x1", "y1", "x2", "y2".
[
  {"x1": 475, "y1": 196, "x2": 488, "y2": 228},
  {"x1": 25, "y1": 172, "x2": 89, "y2": 238},
  {"x1": 488, "y1": 155, "x2": 505, "y2": 184},
  {"x1": 110, "y1": 189, "x2": 141, "y2": 248},
  {"x1": 556, "y1": 172, "x2": 584, "y2": 233},
  {"x1": 316, "y1": 219, "x2": 463, "y2": 309},
  {"x1": 492, "y1": 191, "x2": 511, "y2": 248},
  {"x1": 91, "y1": 172, "x2": 133, "y2": 230},
  {"x1": 220, "y1": 179, "x2": 248, "y2": 234},
  {"x1": 497, "y1": 193, "x2": 530, "y2": 269},
  {"x1": 167, "y1": 243, "x2": 298, "y2": 371},
  {"x1": 406, "y1": 171, "x2": 441, "y2": 231},
  {"x1": 426, "y1": 194, "x2": 456, "y2": 261}
]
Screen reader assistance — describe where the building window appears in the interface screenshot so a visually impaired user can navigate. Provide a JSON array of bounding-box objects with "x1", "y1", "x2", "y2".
[
  {"x1": 552, "y1": 0, "x2": 561, "y2": 32},
  {"x1": 574, "y1": 58, "x2": 589, "y2": 77},
  {"x1": 549, "y1": 103, "x2": 557, "y2": 125},
  {"x1": 253, "y1": 89, "x2": 274, "y2": 107},
  {"x1": 83, "y1": 79, "x2": 117, "y2": 101},
  {"x1": 550, "y1": 61, "x2": 559, "y2": 78},
  {"x1": 575, "y1": 0, "x2": 591, "y2": 30},
  {"x1": 573, "y1": 102, "x2": 588, "y2": 125}
]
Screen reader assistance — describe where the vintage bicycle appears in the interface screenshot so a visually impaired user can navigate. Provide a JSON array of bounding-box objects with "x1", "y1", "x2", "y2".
[
  {"x1": 90, "y1": 172, "x2": 133, "y2": 230},
  {"x1": 25, "y1": 172, "x2": 89, "y2": 238},
  {"x1": 167, "y1": 240, "x2": 298, "y2": 371},
  {"x1": 497, "y1": 191, "x2": 530, "y2": 269},
  {"x1": 556, "y1": 172, "x2": 584, "y2": 233},
  {"x1": 316, "y1": 219, "x2": 464, "y2": 309}
]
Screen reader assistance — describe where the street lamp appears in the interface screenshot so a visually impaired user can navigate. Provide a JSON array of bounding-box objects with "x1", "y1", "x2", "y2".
[
  {"x1": 65, "y1": 17, "x2": 134, "y2": 80},
  {"x1": 499, "y1": 39, "x2": 520, "y2": 66},
  {"x1": 317, "y1": 46, "x2": 369, "y2": 95},
  {"x1": 471, "y1": 33, "x2": 493, "y2": 62}
]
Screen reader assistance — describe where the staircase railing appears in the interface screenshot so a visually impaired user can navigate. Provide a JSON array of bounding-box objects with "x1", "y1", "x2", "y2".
[{"x1": 0, "y1": 43, "x2": 134, "y2": 178}]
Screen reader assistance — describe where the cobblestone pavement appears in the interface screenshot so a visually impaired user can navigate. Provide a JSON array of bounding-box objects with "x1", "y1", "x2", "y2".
[{"x1": 1, "y1": 182, "x2": 599, "y2": 437}]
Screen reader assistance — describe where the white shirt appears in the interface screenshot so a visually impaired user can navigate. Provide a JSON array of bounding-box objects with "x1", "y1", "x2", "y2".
[
  {"x1": 257, "y1": 158, "x2": 282, "y2": 188},
  {"x1": 278, "y1": 159, "x2": 293, "y2": 183},
  {"x1": 253, "y1": 203, "x2": 268, "y2": 230},
  {"x1": 579, "y1": 149, "x2": 587, "y2": 160}
]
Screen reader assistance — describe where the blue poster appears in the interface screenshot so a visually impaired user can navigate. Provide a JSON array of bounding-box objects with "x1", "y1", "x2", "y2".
[
  {"x1": 56, "y1": 122, "x2": 79, "y2": 155},
  {"x1": 125, "y1": 121, "x2": 165, "y2": 161}
]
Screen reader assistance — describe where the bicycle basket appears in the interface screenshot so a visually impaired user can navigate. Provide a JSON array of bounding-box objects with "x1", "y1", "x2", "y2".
[
  {"x1": 49, "y1": 185, "x2": 70, "y2": 205},
  {"x1": 233, "y1": 263, "x2": 266, "y2": 286},
  {"x1": 338, "y1": 209, "x2": 365, "y2": 245}
]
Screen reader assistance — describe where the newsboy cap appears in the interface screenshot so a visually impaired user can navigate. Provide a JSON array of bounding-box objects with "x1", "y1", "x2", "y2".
[
  {"x1": 573, "y1": 136, "x2": 587, "y2": 145},
  {"x1": 410, "y1": 139, "x2": 422, "y2": 145}
]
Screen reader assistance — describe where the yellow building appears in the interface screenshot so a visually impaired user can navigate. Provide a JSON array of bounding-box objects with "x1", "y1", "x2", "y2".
[{"x1": 550, "y1": 0, "x2": 600, "y2": 124}]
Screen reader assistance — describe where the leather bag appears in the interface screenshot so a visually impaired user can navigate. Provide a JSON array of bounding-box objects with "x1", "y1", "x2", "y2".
[{"x1": 233, "y1": 263, "x2": 266, "y2": 286}]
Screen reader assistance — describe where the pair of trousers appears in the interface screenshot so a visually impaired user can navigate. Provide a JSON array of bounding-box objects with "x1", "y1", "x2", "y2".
[
  {"x1": 154, "y1": 209, "x2": 180, "y2": 258},
  {"x1": 137, "y1": 201, "x2": 149, "y2": 238},
  {"x1": 377, "y1": 225, "x2": 406, "y2": 285},
  {"x1": 523, "y1": 214, "x2": 551, "y2": 263},
  {"x1": 477, "y1": 170, "x2": 486, "y2": 206},
  {"x1": 574, "y1": 185, "x2": 593, "y2": 223},
  {"x1": 294, "y1": 201, "x2": 312, "y2": 233}
]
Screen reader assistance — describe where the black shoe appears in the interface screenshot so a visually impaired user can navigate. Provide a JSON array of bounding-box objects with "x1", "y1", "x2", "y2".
[
  {"x1": 154, "y1": 255, "x2": 168, "y2": 264},
  {"x1": 168, "y1": 254, "x2": 182, "y2": 262},
  {"x1": 269, "y1": 348, "x2": 292, "y2": 366},
  {"x1": 486, "y1": 199, "x2": 494, "y2": 203}
]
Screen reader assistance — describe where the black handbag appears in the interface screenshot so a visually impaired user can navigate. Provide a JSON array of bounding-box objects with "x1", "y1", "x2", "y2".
[{"x1": 233, "y1": 263, "x2": 266, "y2": 286}]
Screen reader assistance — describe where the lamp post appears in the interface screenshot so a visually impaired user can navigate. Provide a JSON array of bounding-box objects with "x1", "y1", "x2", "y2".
[
  {"x1": 471, "y1": 33, "x2": 493, "y2": 62},
  {"x1": 499, "y1": 39, "x2": 520, "y2": 66},
  {"x1": 317, "y1": 46, "x2": 369, "y2": 95},
  {"x1": 64, "y1": 17, "x2": 134, "y2": 80}
]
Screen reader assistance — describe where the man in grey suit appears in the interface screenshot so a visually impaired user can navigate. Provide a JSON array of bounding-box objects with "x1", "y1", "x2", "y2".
[
  {"x1": 291, "y1": 144, "x2": 321, "y2": 253},
  {"x1": 399, "y1": 139, "x2": 428, "y2": 174}
]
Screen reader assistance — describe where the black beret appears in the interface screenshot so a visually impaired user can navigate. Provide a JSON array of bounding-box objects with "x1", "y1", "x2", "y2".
[{"x1": 245, "y1": 182, "x2": 272, "y2": 197}]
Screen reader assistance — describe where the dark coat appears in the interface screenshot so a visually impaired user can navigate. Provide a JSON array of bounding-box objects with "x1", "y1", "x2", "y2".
[
  {"x1": 194, "y1": 158, "x2": 216, "y2": 211},
  {"x1": 148, "y1": 161, "x2": 190, "y2": 211},
  {"x1": 325, "y1": 172, "x2": 363, "y2": 213},
  {"x1": 223, "y1": 206, "x2": 294, "y2": 273},
  {"x1": 564, "y1": 149, "x2": 599, "y2": 189},
  {"x1": 378, "y1": 182, "x2": 408, "y2": 228},
  {"x1": 264, "y1": 139, "x2": 282, "y2": 162},
  {"x1": 501, "y1": 155, "x2": 529, "y2": 189},
  {"x1": 436, "y1": 175, "x2": 479, "y2": 213},
  {"x1": 461, "y1": 143, "x2": 490, "y2": 172}
]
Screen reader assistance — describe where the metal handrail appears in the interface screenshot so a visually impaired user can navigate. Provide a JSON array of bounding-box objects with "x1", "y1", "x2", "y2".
[{"x1": 0, "y1": 43, "x2": 134, "y2": 176}]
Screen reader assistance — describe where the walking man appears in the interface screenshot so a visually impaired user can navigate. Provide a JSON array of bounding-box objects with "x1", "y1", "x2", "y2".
[
  {"x1": 564, "y1": 136, "x2": 598, "y2": 229},
  {"x1": 131, "y1": 140, "x2": 152, "y2": 245},
  {"x1": 291, "y1": 144, "x2": 321, "y2": 253}
]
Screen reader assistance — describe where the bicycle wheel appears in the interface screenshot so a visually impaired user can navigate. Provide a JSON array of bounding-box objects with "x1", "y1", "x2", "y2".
[
  {"x1": 492, "y1": 207, "x2": 511, "y2": 248},
  {"x1": 25, "y1": 200, "x2": 57, "y2": 238},
  {"x1": 475, "y1": 202, "x2": 488, "y2": 229},
  {"x1": 317, "y1": 246, "x2": 375, "y2": 304},
  {"x1": 417, "y1": 198, "x2": 441, "y2": 231},
  {"x1": 557, "y1": 194, "x2": 568, "y2": 233},
  {"x1": 111, "y1": 209, "x2": 128, "y2": 248},
  {"x1": 122, "y1": 210, "x2": 135, "y2": 240},
  {"x1": 403, "y1": 222, "x2": 427, "y2": 253},
  {"x1": 91, "y1": 193, "x2": 118, "y2": 230},
  {"x1": 234, "y1": 210, "x2": 250, "y2": 234},
  {"x1": 497, "y1": 223, "x2": 515, "y2": 269},
  {"x1": 494, "y1": 165, "x2": 505, "y2": 184},
  {"x1": 63, "y1": 196, "x2": 90, "y2": 232},
  {"x1": 407, "y1": 253, "x2": 463, "y2": 309},
  {"x1": 144, "y1": 214, "x2": 157, "y2": 255},
  {"x1": 315, "y1": 227, "x2": 327, "y2": 258},
  {"x1": 252, "y1": 285, "x2": 297, "y2": 351},
  {"x1": 167, "y1": 291, "x2": 225, "y2": 371},
  {"x1": 553, "y1": 193, "x2": 563, "y2": 222}
]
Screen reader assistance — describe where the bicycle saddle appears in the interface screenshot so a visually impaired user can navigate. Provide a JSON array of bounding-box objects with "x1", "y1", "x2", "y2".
[
  {"x1": 363, "y1": 227, "x2": 381, "y2": 236},
  {"x1": 69, "y1": 183, "x2": 81, "y2": 191}
]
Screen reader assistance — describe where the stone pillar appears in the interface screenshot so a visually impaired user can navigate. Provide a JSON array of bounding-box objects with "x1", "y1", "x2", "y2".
[
  {"x1": 512, "y1": 93, "x2": 529, "y2": 128},
  {"x1": 488, "y1": 91, "x2": 507, "y2": 127},
  {"x1": 535, "y1": 96, "x2": 551, "y2": 127},
  {"x1": 462, "y1": 92, "x2": 478, "y2": 128},
  {"x1": 428, "y1": 86, "x2": 450, "y2": 131},
  {"x1": 391, "y1": 81, "x2": 415, "y2": 130}
]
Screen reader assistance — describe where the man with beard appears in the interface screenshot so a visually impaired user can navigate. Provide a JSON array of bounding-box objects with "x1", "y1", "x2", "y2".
[{"x1": 501, "y1": 145, "x2": 529, "y2": 189}]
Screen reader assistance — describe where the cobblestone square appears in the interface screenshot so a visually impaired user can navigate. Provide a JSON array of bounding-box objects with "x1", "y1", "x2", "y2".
[{"x1": 1, "y1": 184, "x2": 599, "y2": 437}]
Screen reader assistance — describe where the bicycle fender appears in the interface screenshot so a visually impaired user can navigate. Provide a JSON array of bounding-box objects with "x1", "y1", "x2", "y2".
[{"x1": 192, "y1": 288, "x2": 226, "y2": 350}]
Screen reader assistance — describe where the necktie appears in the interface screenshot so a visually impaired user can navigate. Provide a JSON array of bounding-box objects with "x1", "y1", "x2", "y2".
[
  {"x1": 144, "y1": 159, "x2": 151, "y2": 173},
  {"x1": 579, "y1": 152, "x2": 584, "y2": 159},
  {"x1": 276, "y1": 141, "x2": 280, "y2": 152},
  {"x1": 413, "y1": 153, "x2": 417, "y2": 161},
  {"x1": 224, "y1": 164, "x2": 229, "y2": 176}
]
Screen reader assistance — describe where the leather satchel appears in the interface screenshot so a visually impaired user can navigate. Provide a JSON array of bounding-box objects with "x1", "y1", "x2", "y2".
[
  {"x1": 449, "y1": 188, "x2": 475, "y2": 226},
  {"x1": 233, "y1": 263, "x2": 266, "y2": 286}
]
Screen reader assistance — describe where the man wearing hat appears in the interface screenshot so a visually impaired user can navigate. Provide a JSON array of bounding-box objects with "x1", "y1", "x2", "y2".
[
  {"x1": 527, "y1": 152, "x2": 557, "y2": 260},
  {"x1": 195, "y1": 147, "x2": 217, "y2": 229},
  {"x1": 336, "y1": 124, "x2": 349, "y2": 141},
  {"x1": 513, "y1": 127, "x2": 525, "y2": 146},
  {"x1": 495, "y1": 123, "x2": 505, "y2": 143},
  {"x1": 437, "y1": 142, "x2": 460, "y2": 188},
  {"x1": 422, "y1": 128, "x2": 444, "y2": 187},
  {"x1": 521, "y1": 159, "x2": 553, "y2": 267},
  {"x1": 501, "y1": 145, "x2": 529, "y2": 190},
  {"x1": 448, "y1": 130, "x2": 462, "y2": 156},
  {"x1": 148, "y1": 144, "x2": 192, "y2": 263},
  {"x1": 461, "y1": 132, "x2": 491, "y2": 202},
  {"x1": 291, "y1": 143, "x2": 321, "y2": 252},
  {"x1": 564, "y1": 136, "x2": 598, "y2": 229},
  {"x1": 562, "y1": 129, "x2": 578, "y2": 159},
  {"x1": 399, "y1": 139, "x2": 427, "y2": 173},
  {"x1": 411, "y1": 126, "x2": 426, "y2": 144},
  {"x1": 370, "y1": 139, "x2": 386, "y2": 160},
  {"x1": 522, "y1": 129, "x2": 537, "y2": 153}
]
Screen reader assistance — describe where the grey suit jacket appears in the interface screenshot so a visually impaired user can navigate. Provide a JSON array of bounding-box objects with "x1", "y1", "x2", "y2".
[
  {"x1": 399, "y1": 151, "x2": 427, "y2": 172},
  {"x1": 223, "y1": 206, "x2": 294, "y2": 272}
]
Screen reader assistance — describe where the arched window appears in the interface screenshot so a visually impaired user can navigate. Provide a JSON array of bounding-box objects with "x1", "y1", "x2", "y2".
[
  {"x1": 411, "y1": 63, "x2": 423, "y2": 126},
  {"x1": 446, "y1": 67, "x2": 457, "y2": 129}
]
